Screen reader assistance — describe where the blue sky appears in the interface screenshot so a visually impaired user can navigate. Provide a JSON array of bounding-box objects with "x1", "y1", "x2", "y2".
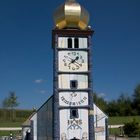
[{"x1": 0, "y1": 0, "x2": 140, "y2": 109}]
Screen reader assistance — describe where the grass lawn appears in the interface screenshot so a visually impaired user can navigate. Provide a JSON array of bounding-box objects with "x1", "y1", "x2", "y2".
[
  {"x1": 0, "y1": 121, "x2": 22, "y2": 127},
  {"x1": 0, "y1": 130, "x2": 21, "y2": 136},
  {"x1": 108, "y1": 116, "x2": 140, "y2": 125},
  {"x1": 0, "y1": 119, "x2": 25, "y2": 127},
  {"x1": 0, "y1": 120, "x2": 23, "y2": 136},
  {"x1": 109, "y1": 128, "x2": 120, "y2": 135}
]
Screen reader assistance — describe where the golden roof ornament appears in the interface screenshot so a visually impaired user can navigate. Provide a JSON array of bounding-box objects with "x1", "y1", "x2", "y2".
[{"x1": 54, "y1": 0, "x2": 89, "y2": 30}]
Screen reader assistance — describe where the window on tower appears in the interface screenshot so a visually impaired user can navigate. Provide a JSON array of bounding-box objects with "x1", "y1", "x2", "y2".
[
  {"x1": 70, "y1": 109, "x2": 79, "y2": 119},
  {"x1": 74, "y1": 38, "x2": 79, "y2": 48},
  {"x1": 68, "y1": 38, "x2": 72, "y2": 48},
  {"x1": 70, "y1": 80, "x2": 78, "y2": 89}
]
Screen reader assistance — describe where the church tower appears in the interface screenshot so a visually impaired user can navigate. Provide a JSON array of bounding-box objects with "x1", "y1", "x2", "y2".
[{"x1": 52, "y1": 0, "x2": 94, "y2": 139}]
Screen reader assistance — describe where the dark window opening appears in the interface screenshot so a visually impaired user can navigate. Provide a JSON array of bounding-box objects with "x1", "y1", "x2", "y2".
[
  {"x1": 74, "y1": 38, "x2": 79, "y2": 48},
  {"x1": 70, "y1": 138, "x2": 80, "y2": 140},
  {"x1": 68, "y1": 38, "x2": 72, "y2": 48},
  {"x1": 70, "y1": 80, "x2": 78, "y2": 89},
  {"x1": 70, "y1": 109, "x2": 79, "y2": 119}
]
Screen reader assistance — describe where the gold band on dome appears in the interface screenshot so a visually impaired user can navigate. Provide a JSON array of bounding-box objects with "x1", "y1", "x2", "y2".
[{"x1": 54, "y1": 0, "x2": 89, "y2": 30}]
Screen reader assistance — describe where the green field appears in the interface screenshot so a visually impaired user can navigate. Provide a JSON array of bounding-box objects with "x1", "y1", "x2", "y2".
[
  {"x1": 0, "y1": 120, "x2": 24, "y2": 127},
  {"x1": 0, "y1": 109, "x2": 33, "y2": 127},
  {"x1": 109, "y1": 128, "x2": 120, "y2": 135},
  {"x1": 0, "y1": 131, "x2": 21, "y2": 137},
  {"x1": 108, "y1": 116, "x2": 140, "y2": 125},
  {"x1": 0, "y1": 109, "x2": 32, "y2": 136}
]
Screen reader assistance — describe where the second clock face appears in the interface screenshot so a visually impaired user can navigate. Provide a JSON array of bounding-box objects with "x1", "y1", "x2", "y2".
[{"x1": 58, "y1": 51, "x2": 88, "y2": 72}]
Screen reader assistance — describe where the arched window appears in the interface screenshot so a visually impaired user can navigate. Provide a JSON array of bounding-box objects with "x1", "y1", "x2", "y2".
[
  {"x1": 68, "y1": 38, "x2": 72, "y2": 48},
  {"x1": 74, "y1": 38, "x2": 79, "y2": 48},
  {"x1": 70, "y1": 80, "x2": 78, "y2": 89},
  {"x1": 70, "y1": 138, "x2": 80, "y2": 140},
  {"x1": 70, "y1": 109, "x2": 79, "y2": 119}
]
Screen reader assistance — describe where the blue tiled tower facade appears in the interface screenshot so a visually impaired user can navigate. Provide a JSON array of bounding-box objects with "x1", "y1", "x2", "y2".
[{"x1": 53, "y1": 0, "x2": 95, "y2": 140}]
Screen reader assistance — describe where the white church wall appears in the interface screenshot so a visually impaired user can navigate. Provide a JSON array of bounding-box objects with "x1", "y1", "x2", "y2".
[
  {"x1": 94, "y1": 104, "x2": 108, "y2": 140},
  {"x1": 58, "y1": 37, "x2": 68, "y2": 48},
  {"x1": 58, "y1": 74, "x2": 88, "y2": 89},
  {"x1": 30, "y1": 113, "x2": 37, "y2": 140},
  {"x1": 60, "y1": 109, "x2": 89, "y2": 140}
]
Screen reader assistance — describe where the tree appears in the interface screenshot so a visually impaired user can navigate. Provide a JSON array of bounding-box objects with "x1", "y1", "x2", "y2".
[
  {"x1": 8, "y1": 91, "x2": 19, "y2": 109},
  {"x1": 106, "y1": 100, "x2": 119, "y2": 116},
  {"x1": 123, "y1": 119, "x2": 140, "y2": 137},
  {"x1": 2, "y1": 97, "x2": 10, "y2": 108},
  {"x1": 93, "y1": 92, "x2": 107, "y2": 112},
  {"x1": 2, "y1": 91, "x2": 19, "y2": 109},
  {"x1": 133, "y1": 84, "x2": 140, "y2": 115},
  {"x1": 117, "y1": 93, "x2": 132, "y2": 116},
  {"x1": 2, "y1": 91, "x2": 19, "y2": 121}
]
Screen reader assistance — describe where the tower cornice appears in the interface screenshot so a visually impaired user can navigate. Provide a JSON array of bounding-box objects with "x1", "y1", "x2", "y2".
[{"x1": 52, "y1": 28, "x2": 94, "y2": 48}]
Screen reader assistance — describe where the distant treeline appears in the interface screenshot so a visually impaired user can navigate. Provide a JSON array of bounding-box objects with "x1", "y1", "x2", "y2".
[
  {"x1": 0, "y1": 109, "x2": 33, "y2": 121},
  {"x1": 94, "y1": 84, "x2": 140, "y2": 116}
]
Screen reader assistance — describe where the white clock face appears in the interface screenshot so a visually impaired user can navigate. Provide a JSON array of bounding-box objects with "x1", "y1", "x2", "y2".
[{"x1": 58, "y1": 51, "x2": 88, "y2": 72}]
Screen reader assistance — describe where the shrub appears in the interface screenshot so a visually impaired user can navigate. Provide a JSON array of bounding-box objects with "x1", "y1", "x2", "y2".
[{"x1": 123, "y1": 119, "x2": 140, "y2": 137}]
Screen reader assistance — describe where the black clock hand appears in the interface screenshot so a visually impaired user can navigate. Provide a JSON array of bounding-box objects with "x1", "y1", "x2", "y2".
[
  {"x1": 71, "y1": 56, "x2": 83, "y2": 67},
  {"x1": 65, "y1": 56, "x2": 81, "y2": 67},
  {"x1": 69, "y1": 56, "x2": 79, "y2": 65},
  {"x1": 71, "y1": 56, "x2": 79, "y2": 63},
  {"x1": 71, "y1": 62, "x2": 81, "y2": 67},
  {"x1": 74, "y1": 61, "x2": 82, "y2": 66},
  {"x1": 68, "y1": 57, "x2": 82, "y2": 69},
  {"x1": 64, "y1": 55, "x2": 79, "y2": 63}
]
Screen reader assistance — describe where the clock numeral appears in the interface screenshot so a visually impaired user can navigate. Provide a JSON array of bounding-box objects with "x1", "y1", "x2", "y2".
[
  {"x1": 82, "y1": 59, "x2": 84, "y2": 63},
  {"x1": 79, "y1": 64, "x2": 82, "y2": 67},
  {"x1": 80, "y1": 55, "x2": 83, "y2": 59},
  {"x1": 72, "y1": 67, "x2": 75, "y2": 70},
  {"x1": 76, "y1": 65, "x2": 80, "y2": 70},
  {"x1": 72, "y1": 52, "x2": 76, "y2": 56}
]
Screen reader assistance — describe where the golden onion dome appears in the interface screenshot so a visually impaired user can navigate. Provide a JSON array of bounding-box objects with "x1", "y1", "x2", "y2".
[{"x1": 54, "y1": 0, "x2": 89, "y2": 30}]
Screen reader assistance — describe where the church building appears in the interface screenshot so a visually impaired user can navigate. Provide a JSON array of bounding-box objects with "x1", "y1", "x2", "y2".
[{"x1": 22, "y1": 0, "x2": 108, "y2": 140}]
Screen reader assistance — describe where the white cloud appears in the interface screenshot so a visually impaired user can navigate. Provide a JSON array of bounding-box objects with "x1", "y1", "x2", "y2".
[
  {"x1": 39, "y1": 90, "x2": 47, "y2": 94},
  {"x1": 98, "y1": 92, "x2": 109, "y2": 101},
  {"x1": 34, "y1": 79, "x2": 46, "y2": 84},
  {"x1": 36, "y1": 89, "x2": 47, "y2": 94},
  {"x1": 98, "y1": 92, "x2": 106, "y2": 97}
]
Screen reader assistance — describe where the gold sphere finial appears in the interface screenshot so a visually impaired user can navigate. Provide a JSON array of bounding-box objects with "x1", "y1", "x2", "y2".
[{"x1": 54, "y1": 0, "x2": 89, "y2": 30}]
